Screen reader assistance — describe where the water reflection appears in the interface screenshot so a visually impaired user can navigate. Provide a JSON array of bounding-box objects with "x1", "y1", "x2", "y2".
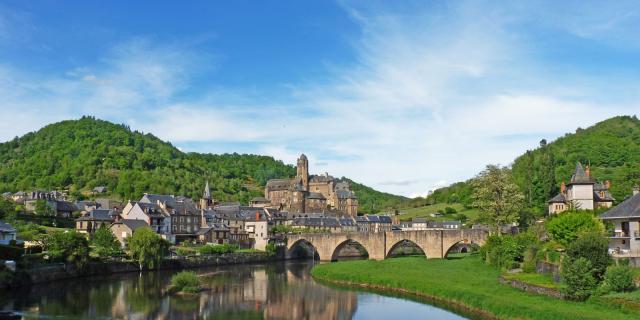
[{"x1": 1, "y1": 261, "x2": 465, "y2": 320}]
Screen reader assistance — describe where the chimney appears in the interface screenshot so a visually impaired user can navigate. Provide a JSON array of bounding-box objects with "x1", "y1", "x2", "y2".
[
  {"x1": 604, "y1": 180, "x2": 611, "y2": 189},
  {"x1": 255, "y1": 211, "x2": 260, "y2": 221},
  {"x1": 585, "y1": 165, "x2": 590, "y2": 177},
  {"x1": 560, "y1": 181, "x2": 566, "y2": 193},
  {"x1": 634, "y1": 186, "x2": 639, "y2": 196}
]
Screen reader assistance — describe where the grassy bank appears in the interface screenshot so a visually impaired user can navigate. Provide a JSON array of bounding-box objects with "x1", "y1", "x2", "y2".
[
  {"x1": 398, "y1": 203, "x2": 480, "y2": 222},
  {"x1": 311, "y1": 256, "x2": 636, "y2": 320}
]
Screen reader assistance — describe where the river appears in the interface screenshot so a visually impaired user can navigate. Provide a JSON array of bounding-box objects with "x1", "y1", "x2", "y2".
[{"x1": 1, "y1": 261, "x2": 468, "y2": 319}]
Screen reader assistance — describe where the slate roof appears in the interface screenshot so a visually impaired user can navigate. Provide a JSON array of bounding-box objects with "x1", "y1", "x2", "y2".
[
  {"x1": 336, "y1": 190, "x2": 357, "y2": 199},
  {"x1": 266, "y1": 179, "x2": 292, "y2": 191},
  {"x1": 76, "y1": 209, "x2": 114, "y2": 221},
  {"x1": 548, "y1": 193, "x2": 567, "y2": 203},
  {"x1": 251, "y1": 197, "x2": 270, "y2": 203},
  {"x1": 339, "y1": 218, "x2": 356, "y2": 226},
  {"x1": 56, "y1": 201, "x2": 78, "y2": 212},
  {"x1": 310, "y1": 174, "x2": 335, "y2": 183},
  {"x1": 116, "y1": 219, "x2": 149, "y2": 231},
  {"x1": 306, "y1": 192, "x2": 326, "y2": 200},
  {"x1": 600, "y1": 193, "x2": 640, "y2": 219},
  {"x1": 203, "y1": 181, "x2": 211, "y2": 200},
  {"x1": 292, "y1": 217, "x2": 340, "y2": 228},
  {"x1": 92, "y1": 186, "x2": 107, "y2": 193},
  {"x1": 365, "y1": 215, "x2": 380, "y2": 223},
  {"x1": 141, "y1": 194, "x2": 177, "y2": 207},
  {"x1": 0, "y1": 221, "x2": 16, "y2": 233},
  {"x1": 568, "y1": 162, "x2": 594, "y2": 185},
  {"x1": 378, "y1": 216, "x2": 393, "y2": 224},
  {"x1": 594, "y1": 190, "x2": 615, "y2": 202}
]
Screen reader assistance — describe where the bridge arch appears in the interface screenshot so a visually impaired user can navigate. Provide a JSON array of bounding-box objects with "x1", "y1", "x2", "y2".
[
  {"x1": 287, "y1": 238, "x2": 321, "y2": 260},
  {"x1": 385, "y1": 238, "x2": 428, "y2": 258},
  {"x1": 330, "y1": 239, "x2": 370, "y2": 261}
]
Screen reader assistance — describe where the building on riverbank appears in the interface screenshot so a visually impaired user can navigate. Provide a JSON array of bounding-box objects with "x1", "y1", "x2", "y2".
[
  {"x1": 110, "y1": 219, "x2": 149, "y2": 247},
  {"x1": 599, "y1": 186, "x2": 640, "y2": 267},
  {"x1": 548, "y1": 162, "x2": 614, "y2": 214}
]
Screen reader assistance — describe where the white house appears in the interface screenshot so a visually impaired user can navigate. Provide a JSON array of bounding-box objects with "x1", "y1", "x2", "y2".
[{"x1": 0, "y1": 221, "x2": 17, "y2": 245}]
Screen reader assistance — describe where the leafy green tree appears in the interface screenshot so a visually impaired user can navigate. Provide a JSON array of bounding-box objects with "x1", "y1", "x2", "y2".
[
  {"x1": 42, "y1": 231, "x2": 89, "y2": 267},
  {"x1": 0, "y1": 198, "x2": 15, "y2": 220},
  {"x1": 600, "y1": 265, "x2": 636, "y2": 293},
  {"x1": 471, "y1": 165, "x2": 525, "y2": 235},
  {"x1": 562, "y1": 257, "x2": 597, "y2": 301},
  {"x1": 127, "y1": 228, "x2": 169, "y2": 270},
  {"x1": 546, "y1": 212, "x2": 604, "y2": 247},
  {"x1": 34, "y1": 200, "x2": 55, "y2": 216},
  {"x1": 91, "y1": 224, "x2": 122, "y2": 257},
  {"x1": 565, "y1": 232, "x2": 611, "y2": 280}
]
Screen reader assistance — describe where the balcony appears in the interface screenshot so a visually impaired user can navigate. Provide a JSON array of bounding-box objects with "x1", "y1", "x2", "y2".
[
  {"x1": 609, "y1": 248, "x2": 640, "y2": 258},
  {"x1": 609, "y1": 231, "x2": 630, "y2": 238}
]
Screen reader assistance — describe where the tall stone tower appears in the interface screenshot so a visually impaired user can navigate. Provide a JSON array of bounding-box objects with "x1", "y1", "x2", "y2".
[{"x1": 296, "y1": 154, "x2": 309, "y2": 191}]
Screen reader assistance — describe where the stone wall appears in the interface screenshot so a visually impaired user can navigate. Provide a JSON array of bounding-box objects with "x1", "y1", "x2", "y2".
[
  {"x1": 24, "y1": 252, "x2": 273, "y2": 286},
  {"x1": 499, "y1": 275, "x2": 565, "y2": 299}
]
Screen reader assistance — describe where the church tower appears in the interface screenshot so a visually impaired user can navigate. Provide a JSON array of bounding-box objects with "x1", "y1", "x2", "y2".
[
  {"x1": 200, "y1": 181, "x2": 212, "y2": 209},
  {"x1": 296, "y1": 154, "x2": 309, "y2": 191}
]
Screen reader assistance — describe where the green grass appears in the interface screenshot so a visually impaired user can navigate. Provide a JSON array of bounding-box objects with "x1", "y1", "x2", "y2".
[
  {"x1": 502, "y1": 272, "x2": 564, "y2": 290},
  {"x1": 398, "y1": 203, "x2": 481, "y2": 222},
  {"x1": 598, "y1": 290, "x2": 640, "y2": 312},
  {"x1": 311, "y1": 256, "x2": 636, "y2": 320}
]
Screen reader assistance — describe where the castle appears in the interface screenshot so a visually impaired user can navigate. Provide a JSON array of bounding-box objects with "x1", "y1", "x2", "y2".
[
  {"x1": 548, "y1": 162, "x2": 615, "y2": 214},
  {"x1": 265, "y1": 154, "x2": 358, "y2": 216}
]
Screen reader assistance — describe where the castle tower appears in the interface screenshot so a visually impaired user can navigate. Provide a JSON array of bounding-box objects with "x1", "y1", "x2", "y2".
[
  {"x1": 200, "y1": 181, "x2": 212, "y2": 209},
  {"x1": 296, "y1": 154, "x2": 309, "y2": 191}
]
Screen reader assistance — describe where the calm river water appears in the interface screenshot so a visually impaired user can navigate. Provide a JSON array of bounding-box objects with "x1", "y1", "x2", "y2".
[{"x1": 1, "y1": 261, "x2": 468, "y2": 320}]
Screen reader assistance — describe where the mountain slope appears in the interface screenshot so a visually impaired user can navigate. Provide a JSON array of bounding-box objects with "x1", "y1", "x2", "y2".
[
  {"x1": 427, "y1": 115, "x2": 640, "y2": 210},
  {"x1": 0, "y1": 116, "x2": 407, "y2": 210}
]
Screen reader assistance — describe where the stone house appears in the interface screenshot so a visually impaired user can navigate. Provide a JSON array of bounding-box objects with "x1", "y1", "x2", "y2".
[
  {"x1": 548, "y1": 162, "x2": 614, "y2": 214},
  {"x1": 291, "y1": 216, "x2": 342, "y2": 233},
  {"x1": 599, "y1": 186, "x2": 640, "y2": 267},
  {"x1": 110, "y1": 219, "x2": 150, "y2": 247},
  {"x1": 75, "y1": 209, "x2": 117, "y2": 234},
  {"x1": 196, "y1": 223, "x2": 230, "y2": 245},
  {"x1": 121, "y1": 201, "x2": 173, "y2": 243}
]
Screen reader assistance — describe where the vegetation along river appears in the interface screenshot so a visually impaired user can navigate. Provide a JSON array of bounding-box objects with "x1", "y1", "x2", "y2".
[{"x1": 1, "y1": 260, "x2": 468, "y2": 319}]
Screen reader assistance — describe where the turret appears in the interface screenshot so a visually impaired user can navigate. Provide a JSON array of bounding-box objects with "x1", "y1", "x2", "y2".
[{"x1": 200, "y1": 181, "x2": 212, "y2": 209}]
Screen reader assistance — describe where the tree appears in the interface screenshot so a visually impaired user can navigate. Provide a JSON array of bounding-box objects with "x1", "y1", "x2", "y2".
[
  {"x1": 0, "y1": 198, "x2": 15, "y2": 220},
  {"x1": 562, "y1": 257, "x2": 597, "y2": 301},
  {"x1": 471, "y1": 165, "x2": 524, "y2": 235},
  {"x1": 42, "y1": 231, "x2": 89, "y2": 267},
  {"x1": 565, "y1": 232, "x2": 611, "y2": 280},
  {"x1": 34, "y1": 200, "x2": 56, "y2": 216},
  {"x1": 127, "y1": 228, "x2": 169, "y2": 270},
  {"x1": 601, "y1": 265, "x2": 635, "y2": 293},
  {"x1": 91, "y1": 224, "x2": 122, "y2": 258},
  {"x1": 546, "y1": 212, "x2": 604, "y2": 247}
]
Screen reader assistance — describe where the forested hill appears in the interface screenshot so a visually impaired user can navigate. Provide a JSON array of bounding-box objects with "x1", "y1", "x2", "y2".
[
  {"x1": 0, "y1": 116, "x2": 407, "y2": 211},
  {"x1": 426, "y1": 115, "x2": 640, "y2": 211}
]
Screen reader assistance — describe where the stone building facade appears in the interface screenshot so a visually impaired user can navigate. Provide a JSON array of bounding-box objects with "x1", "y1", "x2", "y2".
[
  {"x1": 548, "y1": 162, "x2": 615, "y2": 214},
  {"x1": 265, "y1": 154, "x2": 358, "y2": 216}
]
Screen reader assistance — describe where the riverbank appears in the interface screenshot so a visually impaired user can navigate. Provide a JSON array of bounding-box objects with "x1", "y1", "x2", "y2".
[
  {"x1": 311, "y1": 256, "x2": 637, "y2": 320},
  {"x1": 19, "y1": 252, "x2": 274, "y2": 286}
]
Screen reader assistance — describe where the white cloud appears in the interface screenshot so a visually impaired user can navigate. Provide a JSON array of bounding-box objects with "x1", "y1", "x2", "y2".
[{"x1": 0, "y1": 2, "x2": 639, "y2": 198}]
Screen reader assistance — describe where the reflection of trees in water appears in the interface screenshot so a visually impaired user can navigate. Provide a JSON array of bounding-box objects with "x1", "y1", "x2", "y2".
[{"x1": 5, "y1": 262, "x2": 357, "y2": 320}]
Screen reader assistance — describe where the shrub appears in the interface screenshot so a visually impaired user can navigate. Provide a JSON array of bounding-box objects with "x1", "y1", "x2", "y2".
[
  {"x1": 546, "y1": 212, "x2": 603, "y2": 247},
  {"x1": 175, "y1": 247, "x2": 191, "y2": 257},
  {"x1": 522, "y1": 245, "x2": 539, "y2": 273},
  {"x1": 265, "y1": 243, "x2": 277, "y2": 256},
  {"x1": 91, "y1": 224, "x2": 122, "y2": 258},
  {"x1": 562, "y1": 257, "x2": 597, "y2": 301},
  {"x1": 198, "y1": 244, "x2": 238, "y2": 255},
  {"x1": 170, "y1": 271, "x2": 200, "y2": 293},
  {"x1": 565, "y1": 232, "x2": 611, "y2": 280},
  {"x1": 42, "y1": 230, "x2": 89, "y2": 267},
  {"x1": 601, "y1": 265, "x2": 635, "y2": 293},
  {"x1": 480, "y1": 232, "x2": 539, "y2": 269},
  {"x1": 0, "y1": 244, "x2": 23, "y2": 260},
  {"x1": 444, "y1": 207, "x2": 457, "y2": 214}
]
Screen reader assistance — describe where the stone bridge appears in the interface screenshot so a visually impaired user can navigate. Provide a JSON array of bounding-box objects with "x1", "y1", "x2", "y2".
[{"x1": 286, "y1": 229, "x2": 488, "y2": 261}]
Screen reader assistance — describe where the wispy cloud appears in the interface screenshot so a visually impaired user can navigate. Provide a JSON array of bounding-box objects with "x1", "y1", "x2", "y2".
[{"x1": 0, "y1": 1, "x2": 639, "y2": 197}]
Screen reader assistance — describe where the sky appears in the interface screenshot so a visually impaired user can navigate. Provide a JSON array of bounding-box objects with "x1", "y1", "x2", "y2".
[{"x1": 1, "y1": 1, "x2": 639, "y2": 197}]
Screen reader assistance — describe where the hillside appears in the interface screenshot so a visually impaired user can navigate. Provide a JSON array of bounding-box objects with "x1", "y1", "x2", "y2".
[
  {"x1": 427, "y1": 115, "x2": 640, "y2": 211},
  {"x1": 0, "y1": 116, "x2": 407, "y2": 210}
]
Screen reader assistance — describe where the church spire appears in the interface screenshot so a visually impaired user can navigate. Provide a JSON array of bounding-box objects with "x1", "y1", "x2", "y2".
[{"x1": 203, "y1": 181, "x2": 211, "y2": 200}]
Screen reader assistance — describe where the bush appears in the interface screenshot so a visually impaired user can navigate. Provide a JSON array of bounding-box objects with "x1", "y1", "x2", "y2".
[
  {"x1": 480, "y1": 232, "x2": 539, "y2": 269},
  {"x1": 444, "y1": 207, "x2": 457, "y2": 214},
  {"x1": 566, "y1": 232, "x2": 611, "y2": 280},
  {"x1": 601, "y1": 265, "x2": 635, "y2": 293},
  {"x1": 522, "y1": 245, "x2": 539, "y2": 273},
  {"x1": 546, "y1": 212, "x2": 603, "y2": 247},
  {"x1": 170, "y1": 271, "x2": 200, "y2": 293},
  {"x1": 562, "y1": 257, "x2": 597, "y2": 301},
  {"x1": 198, "y1": 244, "x2": 238, "y2": 255},
  {"x1": 91, "y1": 224, "x2": 122, "y2": 258},
  {"x1": 175, "y1": 247, "x2": 191, "y2": 257},
  {"x1": 0, "y1": 244, "x2": 23, "y2": 260},
  {"x1": 42, "y1": 230, "x2": 89, "y2": 267}
]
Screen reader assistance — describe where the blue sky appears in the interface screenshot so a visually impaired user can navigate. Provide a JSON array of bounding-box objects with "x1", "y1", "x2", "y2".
[{"x1": 1, "y1": 1, "x2": 639, "y2": 197}]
